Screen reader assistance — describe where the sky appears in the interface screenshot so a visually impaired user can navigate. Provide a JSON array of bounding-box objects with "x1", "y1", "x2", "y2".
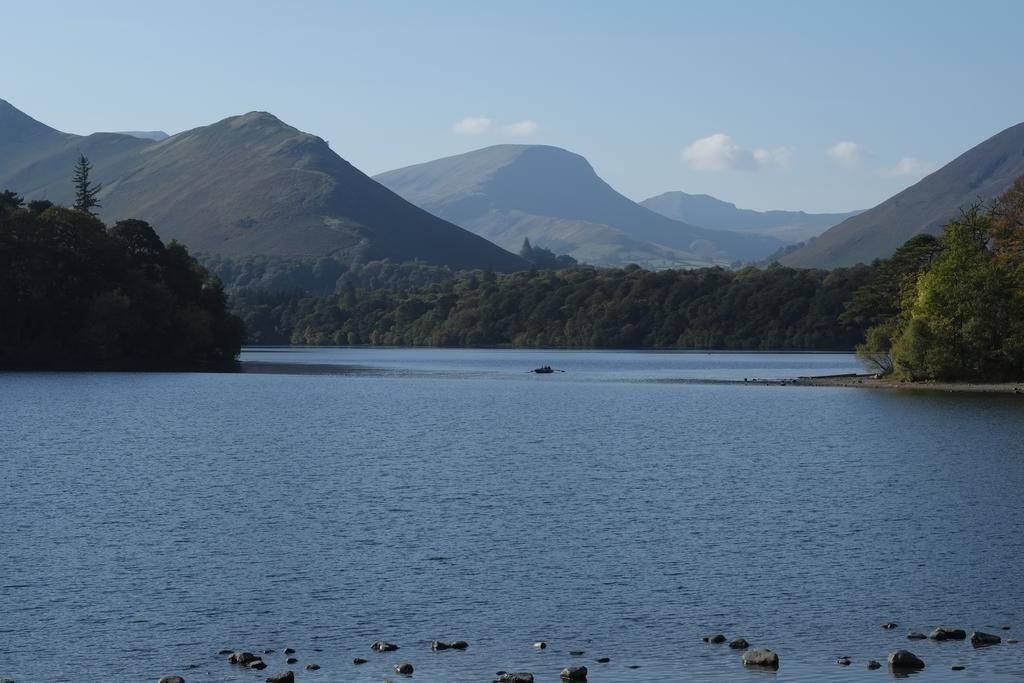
[{"x1": 3, "y1": 0, "x2": 1024, "y2": 212}]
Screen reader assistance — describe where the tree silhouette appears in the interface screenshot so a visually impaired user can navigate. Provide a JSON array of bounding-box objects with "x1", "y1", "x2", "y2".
[{"x1": 73, "y1": 154, "x2": 102, "y2": 214}]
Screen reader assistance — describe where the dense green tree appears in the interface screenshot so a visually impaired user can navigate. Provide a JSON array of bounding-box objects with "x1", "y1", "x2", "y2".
[
  {"x1": 855, "y1": 182, "x2": 1024, "y2": 382},
  {"x1": 519, "y1": 237, "x2": 577, "y2": 269},
  {"x1": 890, "y1": 219, "x2": 1021, "y2": 380}
]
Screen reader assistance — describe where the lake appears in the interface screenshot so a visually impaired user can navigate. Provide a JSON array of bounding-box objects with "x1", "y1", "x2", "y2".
[{"x1": 1, "y1": 348, "x2": 1022, "y2": 682}]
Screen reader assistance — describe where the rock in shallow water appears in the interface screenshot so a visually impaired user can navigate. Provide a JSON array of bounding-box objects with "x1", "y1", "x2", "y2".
[
  {"x1": 907, "y1": 632, "x2": 926, "y2": 640},
  {"x1": 560, "y1": 665, "x2": 587, "y2": 680},
  {"x1": 249, "y1": 660, "x2": 268, "y2": 670},
  {"x1": 353, "y1": 657, "x2": 368, "y2": 664},
  {"x1": 305, "y1": 663, "x2": 320, "y2": 670},
  {"x1": 729, "y1": 638, "x2": 749, "y2": 650},
  {"x1": 888, "y1": 650, "x2": 925, "y2": 670},
  {"x1": 158, "y1": 678, "x2": 185, "y2": 683},
  {"x1": 432, "y1": 640, "x2": 469, "y2": 650},
  {"x1": 265, "y1": 673, "x2": 294, "y2": 683},
  {"x1": 703, "y1": 634, "x2": 726, "y2": 644},
  {"x1": 285, "y1": 657, "x2": 298, "y2": 664},
  {"x1": 867, "y1": 660, "x2": 881, "y2": 669},
  {"x1": 498, "y1": 673, "x2": 534, "y2": 683},
  {"x1": 971, "y1": 631, "x2": 1001, "y2": 647},
  {"x1": 228, "y1": 652, "x2": 260, "y2": 665},
  {"x1": 742, "y1": 649, "x2": 779, "y2": 668},
  {"x1": 929, "y1": 627, "x2": 967, "y2": 641}
]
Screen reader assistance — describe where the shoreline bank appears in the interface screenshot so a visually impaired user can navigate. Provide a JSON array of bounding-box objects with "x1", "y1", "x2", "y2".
[{"x1": 794, "y1": 373, "x2": 1024, "y2": 394}]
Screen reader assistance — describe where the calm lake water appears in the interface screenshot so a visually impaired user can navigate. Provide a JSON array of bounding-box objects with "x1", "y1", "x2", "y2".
[{"x1": 1, "y1": 348, "x2": 1023, "y2": 683}]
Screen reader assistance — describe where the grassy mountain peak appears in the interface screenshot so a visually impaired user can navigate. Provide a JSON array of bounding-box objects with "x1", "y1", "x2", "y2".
[{"x1": 0, "y1": 100, "x2": 525, "y2": 270}]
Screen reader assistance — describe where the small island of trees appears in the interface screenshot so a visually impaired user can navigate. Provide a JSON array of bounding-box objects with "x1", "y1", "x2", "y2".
[{"x1": 0, "y1": 180, "x2": 243, "y2": 369}]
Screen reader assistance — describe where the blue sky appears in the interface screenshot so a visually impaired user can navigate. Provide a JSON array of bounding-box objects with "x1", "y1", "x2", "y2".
[{"x1": 4, "y1": 0, "x2": 1023, "y2": 212}]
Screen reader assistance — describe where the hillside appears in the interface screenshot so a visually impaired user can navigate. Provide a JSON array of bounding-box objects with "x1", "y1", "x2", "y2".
[
  {"x1": 641, "y1": 191, "x2": 859, "y2": 243},
  {"x1": 375, "y1": 145, "x2": 784, "y2": 268},
  {"x1": 782, "y1": 121, "x2": 1024, "y2": 268},
  {"x1": 0, "y1": 99, "x2": 525, "y2": 271}
]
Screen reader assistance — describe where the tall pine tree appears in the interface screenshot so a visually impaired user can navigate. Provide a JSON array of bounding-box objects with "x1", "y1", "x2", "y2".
[{"x1": 73, "y1": 154, "x2": 102, "y2": 214}]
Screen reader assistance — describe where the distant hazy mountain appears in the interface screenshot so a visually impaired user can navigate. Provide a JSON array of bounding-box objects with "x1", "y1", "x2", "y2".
[
  {"x1": 641, "y1": 191, "x2": 859, "y2": 243},
  {"x1": 0, "y1": 98, "x2": 524, "y2": 270},
  {"x1": 375, "y1": 145, "x2": 784, "y2": 268},
  {"x1": 782, "y1": 121, "x2": 1024, "y2": 268},
  {"x1": 113, "y1": 130, "x2": 170, "y2": 141}
]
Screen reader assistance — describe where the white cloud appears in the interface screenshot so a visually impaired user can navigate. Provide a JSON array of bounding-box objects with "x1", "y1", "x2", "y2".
[
  {"x1": 501, "y1": 120, "x2": 539, "y2": 137},
  {"x1": 886, "y1": 156, "x2": 935, "y2": 177},
  {"x1": 452, "y1": 116, "x2": 492, "y2": 135},
  {"x1": 827, "y1": 141, "x2": 863, "y2": 167},
  {"x1": 755, "y1": 146, "x2": 793, "y2": 168},
  {"x1": 681, "y1": 133, "x2": 792, "y2": 171}
]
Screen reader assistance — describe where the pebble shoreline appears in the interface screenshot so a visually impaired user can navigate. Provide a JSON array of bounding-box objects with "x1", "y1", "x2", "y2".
[{"x1": 4, "y1": 621, "x2": 1010, "y2": 683}]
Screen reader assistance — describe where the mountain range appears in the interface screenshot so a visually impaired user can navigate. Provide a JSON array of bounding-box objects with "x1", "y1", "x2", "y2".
[
  {"x1": 640, "y1": 192, "x2": 860, "y2": 243},
  {"x1": 782, "y1": 121, "x2": 1024, "y2": 268},
  {"x1": 0, "y1": 99, "x2": 526, "y2": 271},
  {"x1": 375, "y1": 145, "x2": 787, "y2": 268},
  {"x1": 6, "y1": 97, "x2": 1020, "y2": 272}
]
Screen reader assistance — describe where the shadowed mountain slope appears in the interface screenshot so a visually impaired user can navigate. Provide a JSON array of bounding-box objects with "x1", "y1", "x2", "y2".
[{"x1": 781, "y1": 122, "x2": 1024, "y2": 268}]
